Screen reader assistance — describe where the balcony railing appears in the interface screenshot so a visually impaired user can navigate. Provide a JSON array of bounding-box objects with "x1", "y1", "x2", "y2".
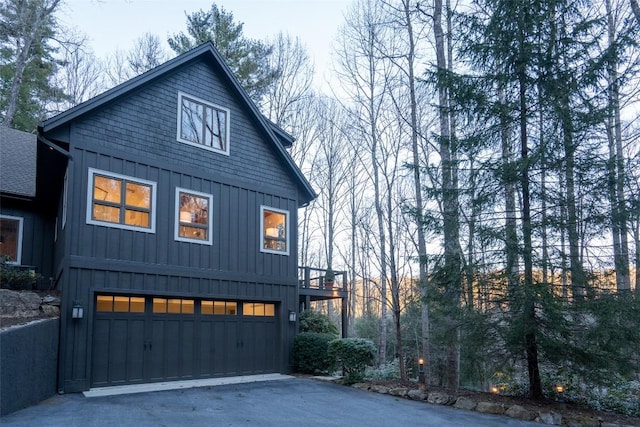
[{"x1": 298, "y1": 266, "x2": 346, "y2": 292}]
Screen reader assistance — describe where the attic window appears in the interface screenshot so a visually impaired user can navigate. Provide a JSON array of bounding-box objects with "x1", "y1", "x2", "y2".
[{"x1": 177, "y1": 92, "x2": 230, "y2": 155}]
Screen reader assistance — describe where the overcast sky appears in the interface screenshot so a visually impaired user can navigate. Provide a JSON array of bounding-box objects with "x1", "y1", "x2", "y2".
[{"x1": 60, "y1": 0, "x2": 350, "y2": 91}]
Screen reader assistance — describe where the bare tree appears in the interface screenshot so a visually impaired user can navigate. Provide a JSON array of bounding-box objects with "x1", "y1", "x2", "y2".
[
  {"x1": 105, "y1": 33, "x2": 168, "y2": 87},
  {"x1": 263, "y1": 32, "x2": 314, "y2": 127},
  {"x1": 335, "y1": 0, "x2": 395, "y2": 365}
]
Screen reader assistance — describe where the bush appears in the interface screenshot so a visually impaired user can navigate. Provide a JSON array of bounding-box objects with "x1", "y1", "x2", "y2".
[
  {"x1": 0, "y1": 256, "x2": 43, "y2": 290},
  {"x1": 299, "y1": 310, "x2": 339, "y2": 336},
  {"x1": 365, "y1": 359, "x2": 400, "y2": 381},
  {"x1": 328, "y1": 338, "x2": 376, "y2": 384},
  {"x1": 292, "y1": 332, "x2": 336, "y2": 374}
]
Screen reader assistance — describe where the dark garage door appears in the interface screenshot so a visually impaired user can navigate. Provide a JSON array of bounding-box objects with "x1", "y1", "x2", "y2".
[{"x1": 91, "y1": 295, "x2": 278, "y2": 388}]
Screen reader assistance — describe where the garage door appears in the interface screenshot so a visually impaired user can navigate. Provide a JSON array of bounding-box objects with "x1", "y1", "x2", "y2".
[{"x1": 91, "y1": 295, "x2": 278, "y2": 388}]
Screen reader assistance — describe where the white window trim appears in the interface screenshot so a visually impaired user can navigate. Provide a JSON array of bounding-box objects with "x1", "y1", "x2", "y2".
[
  {"x1": 174, "y1": 187, "x2": 213, "y2": 245},
  {"x1": 86, "y1": 168, "x2": 157, "y2": 233},
  {"x1": 260, "y1": 205, "x2": 290, "y2": 256},
  {"x1": 62, "y1": 167, "x2": 68, "y2": 228},
  {"x1": 176, "y1": 91, "x2": 231, "y2": 156},
  {"x1": 0, "y1": 214, "x2": 24, "y2": 265}
]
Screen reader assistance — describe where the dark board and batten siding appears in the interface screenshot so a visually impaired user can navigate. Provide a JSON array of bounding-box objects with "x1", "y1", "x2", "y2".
[{"x1": 57, "y1": 55, "x2": 302, "y2": 392}]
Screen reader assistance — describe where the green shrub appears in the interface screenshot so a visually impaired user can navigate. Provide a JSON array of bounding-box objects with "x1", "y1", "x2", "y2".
[
  {"x1": 365, "y1": 359, "x2": 400, "y2": 381},
  {"x1": 0, "y1": 256, "x2": 43, "y2": 290},
  {"x1": 328, "y1": 338, "x2": 376, "y2": 384},
  {"x1": 292, "y1": 332, "x2": 336, "y2": 374},
  {"x1": 299, "y1": 310, "x2": 339, "y2": 336}
]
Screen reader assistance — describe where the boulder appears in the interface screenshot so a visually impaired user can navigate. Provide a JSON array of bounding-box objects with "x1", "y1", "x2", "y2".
[
  {"x1": 505, "y1": 404, "x2": 535, "y2": 421},
  {"x1": 370, "y1": 385, "x2": 389, "y2": 394},
  {"x1": 388, "y1": 387, "x2": 408, "y2": 397},
  {"x1": 0, "y1": 289, "x2": 41, "y2": 317},
  {"x1": 453, "y1": 397, "x2": 477, "y2": 411},
  {"x1": 427, "y1": 391, "x2": 451, "y2": 405},
  {"x1": 475, "y1": 401, "x2": 506, "y2": 415},
  {"x1": 407, "y1": 389, "x2": 427, "y2": 401},
  {"x1": 537, "y1": 411, "x2": 563, "y2": 425}
]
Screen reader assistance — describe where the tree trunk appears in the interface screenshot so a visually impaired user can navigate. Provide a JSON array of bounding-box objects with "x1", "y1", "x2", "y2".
[{"x1": 434, "y1": 0, "x2": 461, "y2": 391}]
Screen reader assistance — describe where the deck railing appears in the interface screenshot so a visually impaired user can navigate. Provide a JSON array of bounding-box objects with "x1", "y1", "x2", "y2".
[{"x1": 298, "y1": 266, "x2": 346, "y2": 292}]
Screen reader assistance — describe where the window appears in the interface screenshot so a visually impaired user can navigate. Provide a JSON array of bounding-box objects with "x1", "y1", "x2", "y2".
[
  {"x1": 201, "y1": 300, "x2": 237, "y2": 315},
  {"x1": 153, "y1": 298, "x2": 194, "y2": 314},
  {"x1": 86, "y1": 168, "x2": 156, "y2": 233},
  {"x1": 177, "y1": 92, "x2": 230, "y2": 155},
  {"x1": 243, "y1": 302, "x2": 275, "y2": 317},
  {"x1": 0, "y1": 215, "x2": 23, "y2": 264},
  {"x1": 96, "y1": 295, "x2": 145, "y2": 313},
  {"x1": 62, "y1": 167, "x2": 68, "y2": 228},
  {"x1": 260, "y1": 206, "x2": 289, "y2": 255},
  {"x1": 175, "y1": 188, "x2": 213, "y2": 245}
]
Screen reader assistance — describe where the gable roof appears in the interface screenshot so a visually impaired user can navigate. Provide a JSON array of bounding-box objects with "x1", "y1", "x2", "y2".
[
  {"x1": 39, "y1": 42, "x2": 316, "y2": 205},
  {"x1": 0, "y1": 126, "x2": 37, "y2": 198}
]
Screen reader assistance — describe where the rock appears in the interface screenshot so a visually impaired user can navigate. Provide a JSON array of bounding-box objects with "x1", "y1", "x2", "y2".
[
  {"x1": 370, "y1": 385, "x2": 389, "y2": 394},
  {"x1": 388, "y1": 387, "x2": 408, "y2": 397},
  {"x1": 537, "y1": 411, "x2": 563, "y2": 425},
  {"x1": 453, "y1": 396, "x2": 477, "y2": 411},
  {"x1": 427, "y1": 391, "x2": 451, "y2": 405},
  {"x1": 41, "y1": 305, "x2": 60, "y2": 317},
  {"x1": 505, "y1": 404, "x2": 535, "y2": 421},
  {"x1": 475, "y1": 401, "x2": 506, "y2": 415},
  {"x1": 0, "y1": 289, "x2": 41, "y2": 317},
  {"x1": 352, "y1": 383, "x2": 370, "y2": 391},
  {"x1": 407, "y1": 389, "x2": 427, "y2": 400},
  {"x1": 565, "y1": 416, "x2": 600, "y2": 427},
  {"x1": 42, "y1": 295, "x2": 60, "y2": 305}
]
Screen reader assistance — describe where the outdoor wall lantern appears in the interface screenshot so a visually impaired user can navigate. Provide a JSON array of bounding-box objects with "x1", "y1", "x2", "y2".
[
  {"x1": 72, "y1": 302, "x2": 84, "y2": 319},
  {"x1": 288, "y1": 310, "x2": 297, "y2": 322}
]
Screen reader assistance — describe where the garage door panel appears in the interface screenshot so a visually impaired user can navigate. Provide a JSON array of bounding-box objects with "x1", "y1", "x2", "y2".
[
  {"x1": 126, "y1": 319, "x2": 145, "y2": 383},
  {"x1": 92, "y1": 295, "x2": 280, "y2": 387}
]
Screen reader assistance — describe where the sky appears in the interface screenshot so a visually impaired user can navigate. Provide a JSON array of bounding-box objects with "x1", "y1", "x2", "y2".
[{"x1": 59, "y1": 0, "x2": 351, "y2": 92}]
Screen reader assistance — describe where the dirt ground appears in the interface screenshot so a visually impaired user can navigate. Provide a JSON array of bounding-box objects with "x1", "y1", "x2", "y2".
[{"x1": 366, "y1": 379, "x2": 640, "y2": 426}]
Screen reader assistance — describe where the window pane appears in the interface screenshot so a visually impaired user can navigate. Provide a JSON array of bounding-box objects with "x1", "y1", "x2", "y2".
[
  {"x1": 126, "y1": 183, "x2": 150, "y2": 209},
  {"x1": 213, "y1": 301, "x2": 226, "y2": 315},
  {"x1": 167, "y1": 299, "x2": 181, "y2": 314},
  {"x1": 94, "y1": 176, "x2": 121, "y2": 203},
  {"x1": 181, "y1": 98, "x2": 203, "y2": 144},
  {"x1": 243, "y1": 303, "x2": 254, "y2": 316},
  {"x1": 125, "y1": 210, "x2": 150, "y2": 227},
  {"x1": 226, "y1": 302, "x2": 237, "y2": 315},
  {"x1": 205, "y1": 107, "x2": 226, "y2": 150},
  {"x1": 179, "y1": 225, "x2": 207, "y2": 240},
  {"x1": 130, "y1": 297, "x2": 145, "y2": 313},
  {"x1": 182, "y1": 299, "x2": 194, "y2": 314},
  {"x1": 153, "y1": 298, "x2": 167, "y2": 313},
  {"x1": 114, "y1": 296, "x2": 129, "y2": 312},
  {"x1": 201, "y1": 300, "x2": 213, "y2": 315},
  {"x1": 0, "y1": 218, "x2": 19, "y2": 262},
  {"x1": 93, "y1": 204, "x2": 120, "y2": 223},
  {"x1": 265, "y1": 304, "x2": 275, "y2": 316},
  {"x1": 96, "y1": 295, "x2": 113, "y2": 312},
  {"x1": 254, "y1": 303, "x2": 265, "y2": 316}
]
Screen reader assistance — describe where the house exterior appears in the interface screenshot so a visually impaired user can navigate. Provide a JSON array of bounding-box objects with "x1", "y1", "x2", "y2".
[{"x1": 1, "y1": 42, "x2": 317, "y2": 393}]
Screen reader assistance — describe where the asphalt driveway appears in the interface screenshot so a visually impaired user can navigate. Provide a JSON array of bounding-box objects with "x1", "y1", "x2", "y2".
[{"x1": 1, "y1": 377, "x2": 540, "y2": 427}]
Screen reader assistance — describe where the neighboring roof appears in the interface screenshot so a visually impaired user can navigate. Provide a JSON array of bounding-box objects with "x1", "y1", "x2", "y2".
[
  {"x1": 0, "y1": 126, "x2": 37, "y2": 198},
  {"x1": 40, "y1": 42, "x2": 316, "y2": 205}
]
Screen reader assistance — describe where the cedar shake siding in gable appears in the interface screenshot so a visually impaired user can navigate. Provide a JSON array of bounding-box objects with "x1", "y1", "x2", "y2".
[{"x1": 66, "y1": 59, "x2": 297, "y2": 196}]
